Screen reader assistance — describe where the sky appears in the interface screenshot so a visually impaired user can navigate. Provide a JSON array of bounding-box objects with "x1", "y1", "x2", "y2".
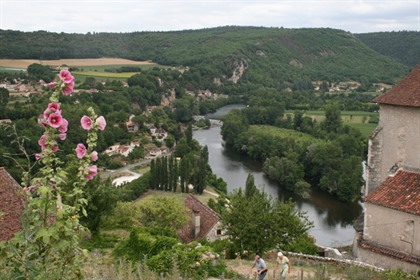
[{"x1": 0, "y1": 0, "x2": 419, "y2": 34}]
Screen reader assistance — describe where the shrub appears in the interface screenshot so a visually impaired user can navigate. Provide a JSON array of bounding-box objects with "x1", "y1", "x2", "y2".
[{"x1": 282, "y1": 235, "x2": 318, "y2": 255}]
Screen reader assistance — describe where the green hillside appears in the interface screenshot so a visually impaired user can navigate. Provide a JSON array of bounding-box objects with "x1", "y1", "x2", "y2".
[
  {"x1": 0, "y1": 26, "x2": 408, "y2": 86},
  {"x1": 356, "y1": 31, "x2": 420, "y2": 67}
]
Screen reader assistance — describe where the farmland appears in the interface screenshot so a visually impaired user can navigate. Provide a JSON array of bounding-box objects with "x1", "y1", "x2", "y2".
[
  {"x1": 0, "y1": 58, "x2": 171, "y2": 81},
  {"x1": 285, "y1": 110, "x2": 378, "y2": 138},
  {"x1": 0, "y1": 58, "x2": 157, "y2": 69}
]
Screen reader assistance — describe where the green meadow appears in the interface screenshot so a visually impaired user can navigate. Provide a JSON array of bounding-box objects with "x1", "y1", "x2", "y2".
[{"x1": 285, "y1": 110, "x2": 378, "y2": 138}]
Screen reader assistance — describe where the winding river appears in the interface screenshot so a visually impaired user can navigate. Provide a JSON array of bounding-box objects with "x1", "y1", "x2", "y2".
[{"x1": 193, "y1": 105, "x2": 363, "y2": 247}]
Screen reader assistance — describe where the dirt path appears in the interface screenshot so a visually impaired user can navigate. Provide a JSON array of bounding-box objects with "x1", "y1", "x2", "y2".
[{"x1": 226, "y1": 259, "x2": 344, "y2": 280}]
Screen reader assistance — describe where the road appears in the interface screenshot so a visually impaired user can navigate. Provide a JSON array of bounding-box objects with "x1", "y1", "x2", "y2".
[{"x1": 99, "y1": 153, "x2": 172, "y2": 180}]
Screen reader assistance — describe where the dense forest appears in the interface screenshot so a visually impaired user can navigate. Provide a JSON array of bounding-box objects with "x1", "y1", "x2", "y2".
[
  {"x1": 356, "y1": 31, "x2": 420, "y2": 67},
  {"x1": 0, "y1": 27, "x2": 408, "y2": 86}
]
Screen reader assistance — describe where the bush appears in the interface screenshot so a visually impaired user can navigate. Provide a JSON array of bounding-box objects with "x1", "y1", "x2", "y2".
[
  {"x1": 281, "y1": 235, "x2": 318, "y2": 255},
  {"x1": 368, "y1": 115, "x2": 379, "y2": 124},
  {"x1": 104, "y1": 202, "x2": 140, "y2": 229},
  {"x1": 209, "y1": 239, "x2": 237, "y2": 259},
  {"x1": 113, "y1": 229, "x2": 155, "y2": 261},
  {"x1": 147, "y1": 251, "x2": 174, "y2": 274}
]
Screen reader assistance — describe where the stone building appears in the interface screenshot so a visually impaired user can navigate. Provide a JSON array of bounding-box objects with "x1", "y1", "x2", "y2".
[
  {"x1": 354, "y1": 66, "x2": 420, "y2": 271},
  {"x1": 0, "y1": 167, "x2": 25, "y2": 241},
  {"x1": 178, "y1": 195, "x2": 224, "y2": 243}
]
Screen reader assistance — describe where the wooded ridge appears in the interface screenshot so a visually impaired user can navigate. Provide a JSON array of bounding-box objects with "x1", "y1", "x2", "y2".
[{"x1": 0, "y1": 26, "x2": 409, "y2": 85}]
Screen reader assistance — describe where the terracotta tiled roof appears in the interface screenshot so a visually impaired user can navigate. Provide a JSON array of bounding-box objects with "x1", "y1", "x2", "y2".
[
  {"x1": 178, "y1": 194, "x2": 220, "y2": 243},
  {"x1": 0, "y1": 167, "x2": 25, "y2": 241},
  {"x1": 365, "y1": 170, "x2": 420, "y2": 215},
  {"x1": 358, "y1": 238, "x2": 420, "y2": 265},
  {"x1": 373, "y1": 65, "x2": 420, "y2": 107}
]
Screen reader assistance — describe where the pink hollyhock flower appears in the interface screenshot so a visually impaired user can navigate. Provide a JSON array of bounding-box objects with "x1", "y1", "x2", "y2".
[
  {"x1": 59, "y1": 133, "x2": 67, "y2": 140},
  {"x1": 48, "y1": 112, "x2": 63, "y2": 128},
  {"x1": 58, "y1": 118, "x2": 68, "y2": 133},
  {"x1": 81, "y1": 115, "x2": 93, "y2": 130},
  {"x1": 91, "y1": 151, "x2": 98, "y2": 162},
  {"x1": 59, "y1": 70, "x2": 74, "y2": 84},
  {"x1": 62, "y1": 80, "x2": 74, "y2": 95},
  {"x1": 35, "y1": 153, "x2": 42, "y2": 160},
  {"x1": 48, "y1": 82, "x2": 56, "y2": 89},
  {"x1": 44, "y1": 102, "x2": 61, "y2": 119},
  {"x1": 95, "y1": 116, "x2": 106, "y2": 131},
  {"x1": 39, "y1": 118, "x2": 48, "y2": 128},
  {"x1": 84, "y1": 165, "x2": 97, "y2": 181},
  {"x1": 52, "y1": 145, "x2": 58, "y2": 152},
  {"x1": 38, "y1": 134, "x2": 48, "y2": 150},
  {"x1": 75, "y1": 143, "x2": 87, "y2": 159}
]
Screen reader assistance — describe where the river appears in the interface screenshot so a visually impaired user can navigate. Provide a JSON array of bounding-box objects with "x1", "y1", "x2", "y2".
[{"x1": 193, "y1": 104, "x2": 363, "y2": 247}]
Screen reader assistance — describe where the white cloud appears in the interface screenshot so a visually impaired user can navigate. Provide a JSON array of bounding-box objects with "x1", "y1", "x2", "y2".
[{"x1": 0, "y1": 0, "x2": 418, "y2": 33}]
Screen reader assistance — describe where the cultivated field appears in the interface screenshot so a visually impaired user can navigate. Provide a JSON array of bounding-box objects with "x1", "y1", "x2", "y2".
[
  {"x1": 285, "y1": 110, "x2": 378, "y2": 138},
  {"x1": 72, "y1": 71, "x2": 138, "y2": 79},
  {"x1": 0, "y1": 58, "x2": 156, "y2": 69}
]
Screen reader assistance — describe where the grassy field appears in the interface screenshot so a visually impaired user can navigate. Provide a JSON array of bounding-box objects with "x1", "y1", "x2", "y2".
[
  {"x1": 73, "y1": 71, "x2": 138, "y2": 78},
  {"x1": 136, "y1": 186, "x2": 219, "y2": 205},
  {"x1": 347, "y1": 123, "x2": 377, "y2": 138},
  {"x1": 75, "y1": 63, "x2": 168, "y2": 72},
  {"x1": 285, "y1": 110, "x2": 378, "y2": 138},
  {"x1": 0, "y1": 58, "x2": 157, "y2": 69},
  {"x1": 249, "y1": 125, "x2": 323, "y2": 145}
]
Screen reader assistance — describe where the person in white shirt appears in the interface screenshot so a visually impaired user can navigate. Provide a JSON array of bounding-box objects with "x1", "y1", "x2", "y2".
[{"x1": 276, "y1": 252, "x2": 291, "y2": 280}]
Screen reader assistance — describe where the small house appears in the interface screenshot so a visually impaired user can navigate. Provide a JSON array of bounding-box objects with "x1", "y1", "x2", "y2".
[{"x1": 178, "y1": 195, "x2": 225, "y2": 243}]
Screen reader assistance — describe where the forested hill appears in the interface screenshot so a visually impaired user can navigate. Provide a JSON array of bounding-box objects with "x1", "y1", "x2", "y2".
[
  {"x1": 355, "y1": 31, "x2": 420, "y2": 68},
  {"x1": 0, "y1": 26, "x2": 407, "y2": 85}
]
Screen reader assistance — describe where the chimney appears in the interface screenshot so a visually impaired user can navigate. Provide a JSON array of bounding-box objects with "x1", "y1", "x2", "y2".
[{"x1": 193, "y1": 210, "x2": 201, "y2": 238}]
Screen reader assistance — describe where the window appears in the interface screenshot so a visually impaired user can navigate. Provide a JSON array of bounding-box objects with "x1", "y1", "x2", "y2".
[{"x1": 216, "y1": 229, "x2": 222, "y2": 235}]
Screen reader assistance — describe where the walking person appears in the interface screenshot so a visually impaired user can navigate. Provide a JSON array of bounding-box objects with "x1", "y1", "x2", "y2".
[
  {"x1": 250, "y1": 255, "x2": 268, "y2": 280},
  {"x1": 276, "y1": 252, "x2": 291, "y2": 280}
]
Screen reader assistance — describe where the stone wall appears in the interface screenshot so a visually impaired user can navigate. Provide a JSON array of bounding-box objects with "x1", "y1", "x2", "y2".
[
  {"x1": 357, "y1": 245, "x2": 420, "y2": 272},
  {"x1": 367, "y1": 105, "x2": 420, "y2": 194},
  {"x1": 363, "y1": 203, "x2": 420, "y2": 256},
  {"x1": 366, "y1": 127, "x2": 383, "y2": 195},
  {"x1": 205, "y1": 221, "x2": 226, "y2": 242}
]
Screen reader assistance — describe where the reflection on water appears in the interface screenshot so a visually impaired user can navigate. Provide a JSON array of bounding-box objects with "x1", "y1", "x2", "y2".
[{"x1": 194, "y1": 110, "x2": 363, "y2": 247}]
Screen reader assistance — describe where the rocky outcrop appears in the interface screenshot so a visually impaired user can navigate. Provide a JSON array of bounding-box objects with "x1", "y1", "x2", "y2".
[{"x1": 228, "y1": 59, "x2": 248, "y2": 84}]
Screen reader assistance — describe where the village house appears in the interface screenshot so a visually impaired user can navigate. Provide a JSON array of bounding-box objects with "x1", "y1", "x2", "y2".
[
  {"x1": 0, "y1": 119, "x2": 12, "y2": 124},
  {"x1": 126, "y1": 121, "x2": 139, "y2": 133},
  {"x1": 0, "y1": 167, "x2": 25, "y2": 241},
  {"x1": 178, "y1": 195, "x2": 225, "y2": 243},
  {"x1": 354, "y1": 66, "x2": 420, "y2": 272},
  {"x1": 104, "y1": 142, "x2": 140, "y2": 157},
  {"x1": 148, "y1": 148, "x2": 162, "y2": 157},
  {"x1": 152, "y1": 128, "x2": 168, "y2": 141},
  {"x1": 125, "y1": 114, "x2": 139, "y2": 133}
]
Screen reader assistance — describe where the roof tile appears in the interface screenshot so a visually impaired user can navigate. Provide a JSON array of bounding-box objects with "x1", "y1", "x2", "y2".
[
  {"x1": 178, "y1": 194, "x2": 220, "y2": 243},
  {"x1": 0, "y1": 167, "x2": 25, "y2": 241},
  {"x1": 365, "y1": 170, "x2": 420, "y2": 215},
  {"x1": 374, "y1": 65, "x2": 420, "y2": 107}
]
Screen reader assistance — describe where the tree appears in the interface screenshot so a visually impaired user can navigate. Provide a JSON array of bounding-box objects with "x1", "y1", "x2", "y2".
[
  {"x1": 263, "y1": 156, "x2": 305, "y2": 192},
  {"x1": 245, "y1": 173, "x2": 257, "y2": 197},
  {"x1": 27, "y1": 63, "x2": 54, "y2": 82},
  {"x1": 322, "y1": 103, "x2": 342, "y2": 133},
  {"x1": 186, "y1": 124, "x2": 193, "y2": 146},
  {"x1": 172, "y1": 156, "x2": 178, "y2": 192},
  {"x1": 0, "y1": 88, "x2": 9, "y2": 105},
  {"x1": 222, "y1": 189, "x2": 313, "y2": 255},
  {"x1": 138, "y1": 197, "x2": 189, "y2": 231}
]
